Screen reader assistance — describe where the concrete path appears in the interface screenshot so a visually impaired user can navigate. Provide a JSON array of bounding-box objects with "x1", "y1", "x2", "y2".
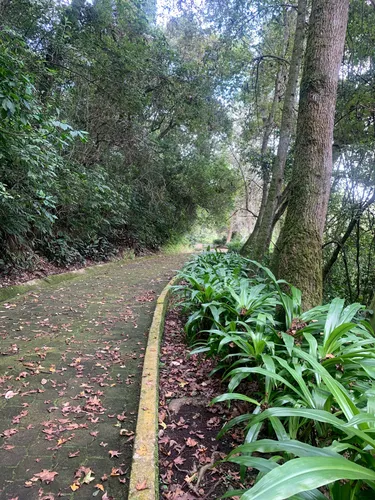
[{"x1": 0, "y1": 254, "x2": 189, "y2": 500}]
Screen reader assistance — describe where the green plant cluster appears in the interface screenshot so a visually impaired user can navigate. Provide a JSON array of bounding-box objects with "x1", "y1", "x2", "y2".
[
  {"x1": 175, "y1": 252, "x2": 375, "y2": 499},
  {"x1": 227, "y1": 236, "x2": 244, "y2": 254},
  {"x1": 0, "y1": 34, "x2": 125, "y2": 269}
]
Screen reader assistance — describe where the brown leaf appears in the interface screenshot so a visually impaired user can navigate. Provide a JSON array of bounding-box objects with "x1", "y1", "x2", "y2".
[
  {"x1": 31, "y1": 470, "x2": 58, "y2": 484},
  {"x1": 12, "y1": 410, "x2": 28, "y2": 424},
  {"x1": 2, "y1": 428, "x2": 18, "y2": 438},
  {"x1": 108, "y1": 450, "x2": 121, "y2": 458},
  {"x1": 186, "y1": 437, "x2": 198, "y2": 447},
  {"x1": 2, "y1": 444, "x2": 15, "y2": 450},
  {"x1": 88, "y1": 395, "x2": 101, "y2": 405},
  {"x1": 68, "y1": 450, "x2": 80, "y2": 458},
  {"x1": 4, "y1": 390, "x2": 17, "y2": 399},
  {"x1": 74, "y1": 466, "x2": 92, "y2": 479},
  {"x1": 135, "y1": 480, "x2": 148, "y2": 491}
]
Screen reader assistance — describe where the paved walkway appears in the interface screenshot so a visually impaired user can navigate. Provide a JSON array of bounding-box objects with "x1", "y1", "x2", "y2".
[{"x1": 0, "y1": 254, "x2": 189, "y2": 500}]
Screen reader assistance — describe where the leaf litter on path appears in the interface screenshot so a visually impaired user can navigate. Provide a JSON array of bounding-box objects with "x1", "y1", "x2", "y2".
[{"x1": 0, "y1": 254, "x2": 190, "y2": 499}]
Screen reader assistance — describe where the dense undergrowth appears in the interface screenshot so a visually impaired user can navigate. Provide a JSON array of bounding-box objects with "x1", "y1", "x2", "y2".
[
  {"x1": 174, "y1": 252, "x2": 375, "y2": 499},
  {"x1": 0, "y1": 2, "x2": 236, "y2": 275}
]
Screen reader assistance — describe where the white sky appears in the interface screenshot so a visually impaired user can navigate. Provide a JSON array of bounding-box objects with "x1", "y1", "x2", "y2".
[{"x1": 157, "y1": 0, "x2": 205, "y2": 25}]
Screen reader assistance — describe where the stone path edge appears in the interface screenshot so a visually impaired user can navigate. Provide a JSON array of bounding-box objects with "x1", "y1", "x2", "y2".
[
  {"x1": 128, "y1": 275, "x2": 178, "y2": 500},
  {"x1": 0, "y1": 252, "x2": 138, "y2": 303}
]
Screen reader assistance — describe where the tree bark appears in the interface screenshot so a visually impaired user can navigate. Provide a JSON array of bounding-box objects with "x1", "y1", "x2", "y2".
[
  {"x1": 272, "y1": 0, "x2": 350, "y2": 310},
  {"x1": 272, "y1": 181, "x2": 290, "y2": 230},
  {"x1": 245, "y1": 0, "x2": 307, "y2": 263},
  {"x1": 226, "y1": 218, "x2": 233, "y2": 244},
  {"x1": 240, "y1": 62, "x2": 284, "y2": 257}
]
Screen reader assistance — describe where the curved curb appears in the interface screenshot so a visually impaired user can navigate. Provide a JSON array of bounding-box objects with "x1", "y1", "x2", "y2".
[{"x1": 128, "y1": 275, "x2": 178, "y2": 499}]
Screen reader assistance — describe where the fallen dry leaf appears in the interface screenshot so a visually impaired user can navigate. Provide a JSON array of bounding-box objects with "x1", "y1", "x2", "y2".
[
  {"x1": 31, "y1": 470, "x2": 58, "y2": 484},
  {"x1": 108, "y1": 450, "x2": 121, "y2": 458},
  {"x1": 12, "y1": 410, "x2": 28, "y2": 424},
  {"x1": 4, "y1": 390, "x2": 17, "y2": 399},
  {"x1": 186, "y1": 437, "x2": 198, "y2": 447},
  {"x1": 2, "y1": 444, "x2": 15, "y2": 451},
  {"x1": 82, "y1": 470, "x2": 95, "y2": 484},
  {"x1": 2, "y1": 428, "x2": 18, "y2": 438},
  {"x1": 135, "y1": 479, "x2": 148, "y2": 491}
]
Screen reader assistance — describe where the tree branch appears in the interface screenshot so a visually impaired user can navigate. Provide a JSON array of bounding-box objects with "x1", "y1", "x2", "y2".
[
  {"x1": 251, "y1": 55, "x2": 290, "y2": 66},
  {"x1": 272, "y1": 182, "x2": 291, "y2": 228},
  {"x1": 323, "y1": 190, "x2": 375, "y2": 280}
]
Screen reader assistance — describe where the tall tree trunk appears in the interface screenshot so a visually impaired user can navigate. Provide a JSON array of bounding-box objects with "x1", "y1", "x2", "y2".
[
  {"x1": 226, "y1": 218, "x2": 233, "y2": 244},
  {"x1": 247, "y1": 0, "x2": 307, "y2": 262},
  {"x1": 240, "y1": 65, "x2": 284, "y2": 257},
  {"x1": 272, "y1": 0, "x2": 349, "y2": 310}
]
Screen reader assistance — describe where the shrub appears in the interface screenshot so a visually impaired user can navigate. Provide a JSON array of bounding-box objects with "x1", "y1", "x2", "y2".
[{"x1": 175, "y1": 252, "x2": 375, "y2": 499}]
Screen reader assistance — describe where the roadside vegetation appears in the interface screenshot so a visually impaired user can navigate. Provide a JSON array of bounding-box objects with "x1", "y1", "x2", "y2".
[
  {"x1": 174, "y1": 251, "x2": 375, "y2": 499},
  {"x1": 1, "y1": 0, "x2": 374, "y2": 314},
  {"x1": 0, "y1": 0, "x2": 237, "y2": 278},
  {"x1": 2, "y1": 1, "x2": 375, "y2": 499}
]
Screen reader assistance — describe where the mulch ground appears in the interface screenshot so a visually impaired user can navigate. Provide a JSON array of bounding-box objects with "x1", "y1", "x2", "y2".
[
  {"x1": 0, "y1": 254, "x2": 189, "y2": 500},
  {"x1": 159, "y1": 307, "x2": 256, "y2": 499}
]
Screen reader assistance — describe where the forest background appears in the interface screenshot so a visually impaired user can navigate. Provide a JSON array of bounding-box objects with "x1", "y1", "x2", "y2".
[{"x1": 0, "y1": 0, "x2": 374, "y2": 310}]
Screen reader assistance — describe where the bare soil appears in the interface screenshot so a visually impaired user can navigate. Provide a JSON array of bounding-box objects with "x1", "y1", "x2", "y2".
[{"x1": 159, "y1": 308, "x2": 256, "y2": 499}]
